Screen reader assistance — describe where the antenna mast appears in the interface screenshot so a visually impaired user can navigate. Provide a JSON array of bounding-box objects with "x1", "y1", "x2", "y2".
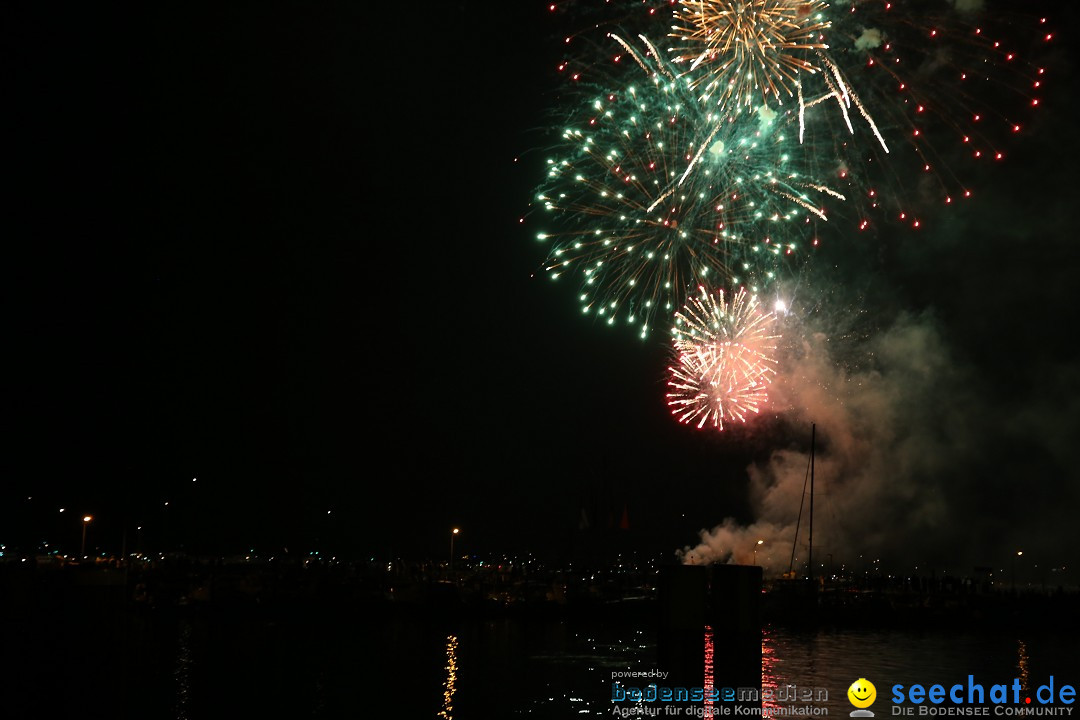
[{"x1": 808, "y1": 423, "x2": 815, "y2": 582}]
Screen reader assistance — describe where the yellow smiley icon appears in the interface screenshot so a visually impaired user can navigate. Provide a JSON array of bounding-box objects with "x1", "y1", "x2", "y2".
[{"x1": 848, "y1": 679, "x2": 877, "y2": 709}]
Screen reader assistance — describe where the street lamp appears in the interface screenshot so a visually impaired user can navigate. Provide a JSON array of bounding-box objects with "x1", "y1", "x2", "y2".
[
  {"x1": 754, "y1": 539, "x2": 764, "y2": 566},
  {"x1": 450, "y1": 528, "x2": 460, "y2": 571},
  {"x1": 1012, "y1": 550, "x2": 1023, "y2": 590},
  {"x1": 81, "y1": 516, "x2": 92, "y2": 557}
]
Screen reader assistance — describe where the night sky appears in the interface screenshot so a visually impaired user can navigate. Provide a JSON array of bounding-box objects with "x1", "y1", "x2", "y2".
[{"x1": 5, "y1": 1, "x2": 1079, "y2": 572}]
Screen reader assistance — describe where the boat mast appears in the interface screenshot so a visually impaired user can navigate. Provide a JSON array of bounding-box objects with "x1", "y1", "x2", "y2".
[{"x1": 808, "y1": 423, "x2": 815, "y2": 582}]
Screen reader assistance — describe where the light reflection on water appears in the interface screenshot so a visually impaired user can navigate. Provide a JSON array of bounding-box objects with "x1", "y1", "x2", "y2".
[
  {"x1": 762, "y1": 626, "x2": 781, "y2": 715},
  {"x1": 173, "y1": 620, "x2": 192, "y2": 720},
  {"x1": 1017, "y1": 640, "x2": 1030, "y2": 695},
  {"x1": 458, "y1": 620, "x2": 1078, "y2": 718},
  {"x1": 153, "y1": 614, "x2": 1078, "y2": 719},
  {"x1": 757, "y1": 626, "x2": 1079, "y2": 718},
  {"x1": 704, "y1": 625, "x2": 716, "y2": 718},
  {"x1": 439, "y1": 634, "x2": 459, "y2": 720}
]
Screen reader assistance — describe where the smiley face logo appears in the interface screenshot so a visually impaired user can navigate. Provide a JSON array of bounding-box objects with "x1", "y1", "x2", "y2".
[{"x1": 848, "y1": 679, "x2": 877, "y2": 709}]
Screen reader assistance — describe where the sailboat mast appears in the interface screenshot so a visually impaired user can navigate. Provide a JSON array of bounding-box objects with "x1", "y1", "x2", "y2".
[{"x1": 808, "y1": 423, "x2": 815, "y2": 582}]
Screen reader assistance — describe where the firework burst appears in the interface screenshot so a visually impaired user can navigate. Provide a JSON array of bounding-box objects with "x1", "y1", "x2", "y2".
[
  {"x1": 668, "y1": 0, "x2": 832, "y2": 108},
  {"x1": 802, "y1": 0, "x2": 1052, "y2": 228},
  {"x1": 664, "y1": 0, "x2": 1051, "y2": 226},
  {"x1": 667, "y1": 287, "x2": 778, "y2": 430},
  {"x1": 544, "y1": 0, "x2": 1052, "y2": 233},
  {"x1": 535, "y1": 37, "x2": 841, "y2": 337}
]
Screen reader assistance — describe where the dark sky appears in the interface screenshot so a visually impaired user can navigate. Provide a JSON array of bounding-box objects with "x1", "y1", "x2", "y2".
[{"x1": 4, "y1": 1, "x2": 1079, "y2": 570}]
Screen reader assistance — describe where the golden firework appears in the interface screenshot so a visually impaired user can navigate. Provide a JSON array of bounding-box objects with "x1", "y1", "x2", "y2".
[{"x1": 669, "y1": 0, "x2": 831, "y2": 107}]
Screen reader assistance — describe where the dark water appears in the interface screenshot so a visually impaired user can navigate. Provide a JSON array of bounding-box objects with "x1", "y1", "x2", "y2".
[{"x1": 5, "y1": 599, "x2": 1078, "y2": 720}]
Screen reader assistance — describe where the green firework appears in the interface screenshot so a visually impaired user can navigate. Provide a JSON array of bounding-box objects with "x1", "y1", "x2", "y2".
[{"x1": 534, "y1": 36, "x2": 842, "y2": 338}]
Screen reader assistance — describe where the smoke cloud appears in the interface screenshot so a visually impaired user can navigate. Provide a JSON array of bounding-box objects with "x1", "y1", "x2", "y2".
[
  {"x1": 678, "y1": 30, "x2": 1079, "y2": 584},
  {"x1": 757, "y1": 104, "x2": 778, "y2": 133},
  {"x1": 679, "y1": 308, "x2": 1079, "y2": 580},
  {"x1": 854, "y1": 28, "x2": 882, "y2": 51}
]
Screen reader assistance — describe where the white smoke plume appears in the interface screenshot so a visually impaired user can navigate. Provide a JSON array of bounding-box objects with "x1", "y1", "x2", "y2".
[
  {"x1": 678, "y1": 308, "x2": 1077, "y2": 576},
  {"x1": 680, "y1": 313, "x2": 956, "y2": 569},
  {"x1": 854, "y1": 28, "x2": 882, "y2": 51},
  {"x1": 757, "y1": 104, "x2": 778, "y2": 133}
]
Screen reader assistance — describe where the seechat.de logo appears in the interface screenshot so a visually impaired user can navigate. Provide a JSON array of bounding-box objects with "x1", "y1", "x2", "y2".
[{"x1": 850, "y1": 679, "x2": 878, "y2": 718}]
